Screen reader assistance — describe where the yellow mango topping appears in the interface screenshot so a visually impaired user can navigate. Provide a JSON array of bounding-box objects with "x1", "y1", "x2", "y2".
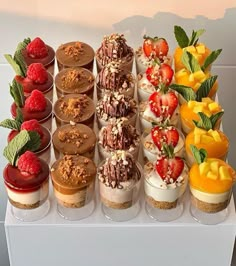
[
  {"x1": 185, "y1": 46, "x2": 196, "y2": 53},
  {"x1": 202, "y1": 97, "x2": 212, "y2": 103},
  {"x1": 193, "y1": 106, "x2": 204, "y2": 113},
  {"x1": 193, "y1": 70, "x2": 206, "y2": 80},
  {"x1": 189, "y1": 73, "x2": 195, "y2": 82},
  {"x1": 194, "y1": 127, "x2": 206, "y2": 135},
  {"x1": 199, "y1": 162, "x2": 210, "y2": 175},
  {"x1": 201, "y1": 135, "x2": 214, "y2": 144},
  {"x1": 208, "y1": 102, "x2": 220, "y2": 112},
  {"x1": 208, "y1": 129, "x2": 221, "y2": 142},
  {"x1": 210, "y1": 161, "x2": 219, "y2": 175},
  {"x1": 196, "y1": 44, "x2": 206, "y2": 54},
  {"x1": 175, "y1": 69, "x2": 187, "y2": 78},
  {"x1": 206, "y1": 171, "x2": 218, "y2": 180},
  {"x1": 219, "y1": 166, "x2": 232, "y2": 181}
]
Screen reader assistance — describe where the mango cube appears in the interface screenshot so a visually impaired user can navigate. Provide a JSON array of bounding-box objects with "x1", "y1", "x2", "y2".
[
  {"x1": 189, "y1": 73, "x2": 195, "y2": 82},
  {"x1": 219, "y1": 166, "x2": 232, "y2": 181},
  {"x1": 202, "y1": 97, "x2": 213, "y2": 103},
  {"x1": 196, "y1": 44, "x2": 206, "y2": 54},
  {"x1": 175, "y1": 69, "x2": 187, "y2": 78},
  {"x1": 199, "y1": 162, "x2": 210, "y2": 175},
  {"x1": 185, "y1": 46, "x2": 196, "y2": 53},
  {"x1": 188, "y1": 101, "x2": 196, "y2": 109},
  {"x1": 201, "y1": 134, "x2": 214, "y2": 144},
  {"x1": 208, "y1": 130, "x2": 221, "y2": 142},
  {"x1": 194, "y1": 134, "x2": 201, "y2": 144},
  {"x1": 194, "y1": 127, "x2": 207, "y2": 135},
  {"x1": 206, "y1": 171, "x2": 218, "y2": 180},
  {"x1": 193, "y1": 82, "x2": 201, "y2": 91},
  {"x1": 210, "y1": 161, "x2": 219, "y2": 175},
  {"x1": 208, "y1": 102, "x2": 220, "y2": 112},
  {"x1": 193, "y1": 70, "x2": 206, "y2": 81},
  {"x1": 193, "y1": 106, "x2": 204, "y2": 113}
]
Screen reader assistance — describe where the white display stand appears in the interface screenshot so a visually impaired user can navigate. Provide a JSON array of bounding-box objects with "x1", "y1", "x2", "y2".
[{"x1": 5, "y1": 189, "x2": 236, "y2": 266}]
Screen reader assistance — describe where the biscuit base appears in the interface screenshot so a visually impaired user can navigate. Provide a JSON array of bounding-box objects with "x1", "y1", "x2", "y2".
[
  {"x1": 146, "y1": 195, "x2": 177, "y2": 210},
  {"x1": 101, "y1": 196, "x2": 132, "y2": 209}
]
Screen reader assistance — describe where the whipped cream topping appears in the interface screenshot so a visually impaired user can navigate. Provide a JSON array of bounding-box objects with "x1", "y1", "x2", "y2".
[{"x1": 137, "y1": 73, "x2": 156, "y2": 93}]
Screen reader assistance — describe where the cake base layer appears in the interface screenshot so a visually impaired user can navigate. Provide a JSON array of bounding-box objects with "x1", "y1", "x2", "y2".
[{"x1": 146, "y1": 195, "x2": 177, "y2": 209}]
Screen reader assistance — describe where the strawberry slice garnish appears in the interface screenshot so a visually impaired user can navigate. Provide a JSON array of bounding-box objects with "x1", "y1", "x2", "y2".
[
  {"x1": 149, "y1": 90, "x2": 178, "y2": 120},
  {"x1": 143, "y1": 36, "x2": 169, "y2": 60},
  {"x1": 155, "y1": 145, "x2": 184, "y2": 184},
  {"x1": 151, "y1": 126, "x2": 179, "y2": 150},
  {"x1": 146, "y1": 63, "x2": 173, "y2": 87}
]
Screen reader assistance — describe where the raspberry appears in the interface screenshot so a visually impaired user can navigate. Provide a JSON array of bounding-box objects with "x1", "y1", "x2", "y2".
[
  {"x1": 26, "y1": 37, "x2": 48, "y2": 58},
  {"x1": 7, "y1": 130, "x2": 18, "y2": 142},
  {"x1": 21, "y1": 119, "x2": 43, "y2": 138},
  {"x1": 18, "y1": 151, "x2": 41, "y2": 175},
  {"x1": 25, "y1": 90, "x2": 47, "y2": 112},
  {"x1": 26, "y1": 63, "x2": 48, "y2": 84}
]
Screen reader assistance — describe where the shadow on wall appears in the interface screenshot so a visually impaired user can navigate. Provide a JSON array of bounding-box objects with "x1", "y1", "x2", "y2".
[{"x1": 113, "y1": 7, "x2": 236, "y2": 65}]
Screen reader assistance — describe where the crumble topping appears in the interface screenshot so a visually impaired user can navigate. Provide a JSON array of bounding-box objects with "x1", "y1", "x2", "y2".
[
  {"x1": 58, "y1": 127, "x2": 88, "y2": 147},
  {"x1": 61, "y1": 42, "x2": 84, "y2": 61}
]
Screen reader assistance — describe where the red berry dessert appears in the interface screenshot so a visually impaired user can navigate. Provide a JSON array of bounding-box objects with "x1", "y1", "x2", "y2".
[
  {"x1": 139, "y1": 87, "x2": 180, "y2": 131},
  {"x1": 135, "y1": 35, "x2": 172, "y2": 74},
  {"x1": 3, "y1": 130, "x2": 49, "y2": 210},
  {"x1": 96, "y1": 33, "x2": 134, "y2": 72},
  {"x1": 20, "y1": 37, "x2": 55, "y2": 75},
  {"x1": 9, "y1": 80, "x2": 52, "y2": 130}
]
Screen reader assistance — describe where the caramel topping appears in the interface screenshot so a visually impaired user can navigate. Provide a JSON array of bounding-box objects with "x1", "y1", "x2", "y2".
[
  {"x1": 62, "y1": 42, "x2": 84, "y2": 61},
  {"x1": 61, "y1": 69, "x2": 83, "y2": 89},
  {"x1": 58, "y1": 127, "x2": 87, "y2": 147}
]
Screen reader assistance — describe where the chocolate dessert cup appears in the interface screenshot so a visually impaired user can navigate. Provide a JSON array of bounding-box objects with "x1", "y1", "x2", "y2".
[
  {"x1": 53, "y1": 94, "x2": 95, "y2": 128},
  {"x1": 56, "y1": 41, "x2": 94, "y2": 72},
  {"x1": 52, "y1": 123, "x2": 96, "y2": 160},
  {"x1": 51, "y1": 155, "x2": 96, "y2": 220},
  {"x1": 96, "y1": 33, "x2": 134, "y2": 73},
  {"x1": 55, "y1": 67, "x2": 94, "y2": 98}
]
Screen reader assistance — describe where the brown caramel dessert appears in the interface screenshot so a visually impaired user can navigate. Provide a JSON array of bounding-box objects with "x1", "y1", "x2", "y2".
[
  {"x1": 51, "y1": 155, "x2": 96, "y2": 208},
  {"x1": 55, "y1": 67, "x2": 94, "y2": 98},
  {"x1": 52, "y1": 123, "x2": 96, "y2": 159},
  {"x1": 56, "y1": 41, "x2": 95, "y2": 72},
  {"x1": 53, "y1": 94, "x2": 95, "y2": 128}
]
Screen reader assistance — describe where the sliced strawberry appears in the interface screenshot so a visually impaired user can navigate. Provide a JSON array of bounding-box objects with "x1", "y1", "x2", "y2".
[
  {"x1": 143, "y1": 36, "x2": 169, "y2": 59},
  {"x1": 146, "y1": 63, "x2": 173, "y2": 87},
  {"x1": 158, "y1": 64, "x2": 174, "y2": 85},
  {"x1": 156, "y1": 156, "x2": 184, "y2": 184},
  {"x1": 155, "y1": 38, "x2": 169, "y2": 59},
  {"x1": 149, "y1": 91, "x2": 162, "y2": 117},
  {"x1": 143, "y1": 38, "x2": 154, "y2": 58},
  {"x1": 151, "y1": 126, "x2": 179, "y2": 150}
]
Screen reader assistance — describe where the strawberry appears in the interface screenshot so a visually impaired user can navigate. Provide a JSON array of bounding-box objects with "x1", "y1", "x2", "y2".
[
  {"x1": 151, "y1": 125, "x2": 179, "y2": 150},
  {"x1": 155, "y1": 145, "x2": 184, "y2": 184},
  {"x1": 25, "y1": 90, "x2": 47, "y2": 112},
  {"x1": 146, "y1": 63, "x2": 173, "y2": 87},
  {"x1": 143, "y1": 35, "x2": 169, "y2": 60},
  {"x1": 149, "y1": 90, "x2": 178, "y2": 120},
  {"x1": 26, "y1": 37, "x2": 48, "y2": 59},
  {"x1": 17, "y1": 151, "x2": 41, "y2": 175}
]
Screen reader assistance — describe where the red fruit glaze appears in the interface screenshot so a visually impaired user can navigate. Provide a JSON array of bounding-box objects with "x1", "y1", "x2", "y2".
[
  {"x1": 156, "y1": 156, "x2": 184, "y2": 184},
  {"x1": 26, "y1": 37, "x2": 48, "y2": 59},
  {"x1": 25, "y1": 90, "x2": 47, "y2": 112},
  {"x1": 151, "y1": 126, "x2": 179, "y2": 150},
  {"x1": 27, "y1": 63, "x2": 48, "y2": 84},
  {"x1": 18, "y1": 151, "x2": 41, "y2": 175}
]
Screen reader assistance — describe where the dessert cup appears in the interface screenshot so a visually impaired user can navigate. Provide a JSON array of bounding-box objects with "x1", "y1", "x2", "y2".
[
  {"x1": 56, "y1": 41, "x2": 94, "y2": 72},
  {"x1": 55, "y1": 67, "x2": 94, "y2": 99},
  {"x1": 98, "y1": 151, "x2": 142, "y2": 221},
  {"x1": 3, "y1": 158, "x2": 50, "y2": 221},
  {"x1": 96, "y1": 62, "x2": 135, "y2": 100},
  {"x1": 137, "y1": 72, "x2": 156, "y2": 102},
  {"x1": 189, "y1": 158, "x2": 236, "y2": 225},
  {"x1": 96, "y1": 92, "x2": 137, "y2": 129},
  {"x1": 53, "y1": 94, "x2": 95, "y2": 128},
  {"x1": 11, "y1": 97, "x2": 53, "y2": 130},
  {"x1": 98, "y1": 118, "x2": 140, "y2": 161},
  {"x1": 144, "y1": 159, "x2": 188, "y2": 222},
  {"x1": 96, "y1": 33, "x2": 134, "y2": 73},
  {"x1": 141, "y1": 127, "x2": 185, "y2": 163},
  {"x1": 51, "y1": 155, "x2": 96, "y2": 220},
  {"x1": 52, "y1": 123, "x2": 96, "y2": 160}
]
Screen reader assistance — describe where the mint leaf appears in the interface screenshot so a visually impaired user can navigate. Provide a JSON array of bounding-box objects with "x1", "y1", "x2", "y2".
[
  {"x1": 174, "y1": 25, "x2": 189, "y2": 48},
  {"x1": 14, "y1": 50, "x2": 27, "y2": 77},
  {"x1": 196, "y1": 76, "x2": 218, "y2": 101},
  {"x1": 170, "y1": 84, "x2": 196, "y2": 101},
  {"x1": 181, "y1": 51, "x2": 201, "y2": 73},
  {"x1": 189, "y1": 29, "x2": 205, "y2": 46},
  {"x1": 16, "y1": 108, "x2": 23, "y2": 124},
  {"x1": 15, "y1": 38, "x2": 31, "y2": 52},
  {"x1": 190, "y1": 145, "x2": 207, "y2": 164},
  {"x1": 210, "y1": 111, "x2": 224, "y2": 129},
  {"x1": 202, "y1": 49, "x2": 222, "y2": 72},
  {"x1": 21, "y1": 131, "x2": 41, "y2": 154},
  {"x1": 194, "y1": 112, "x2": 213, "y2": 130},
  {"x1": 4, "y1": 54, "x2": 24, "y2": 76},
  {"x1": 0, "y1": 119, "x2": 21, "y2": 131},
  {"x1": 3, "y1": 130, "x2": 30, "y2": 166},
  {"x1": 10, "y1": 79, "x2": 25, "y2": 107}
]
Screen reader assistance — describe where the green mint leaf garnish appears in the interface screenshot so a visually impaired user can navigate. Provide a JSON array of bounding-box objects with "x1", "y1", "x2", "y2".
[
  {"x1": 210, "y1": 111, "x2": 224, "y2": 129},
  {"x1": 15, "y1": 38, "x2": 31, "y2": 52},
  {"x1": 189, "y1": 29, "x2": 205, "y2": 46},
  {"x1": 21, "y1": 131, "x2": 41, "y2": 154},
  {"x1": 10, "y1": 79, "x2": 25, "y2": 107},
  {"x1": 190, "y1": 145, "x2": 207, "y2": 164},
  {"x1": 202, "y1": 49, "x2": 222, "y2": 72},
  {"x1": 3, "y1": 130, "x2": 30, "y2": 166},
  {"x1": 162, "y1": 144, "x2": 174, "y2": 158},
  {"x1": 0, "y1": 119, "x2": 21, "y2": 131},
  {"x1": 16, "y1": 107, "x2": 23, "y2": 124},
  {"x1": 181, "y1": 51, "x2": 201, "y2": 73},
  {"x1": 193, "y1": 112, "x2": 212, "y2": 130},
  {"x1": 14, "y1": 50, "x2": 27, "y2": 77},
  {"x1": 174, "y1": 25, "x2": 189, "y2": 48},
  {"x1": 196, "y1": 75, "x2": 218, "y2": 101},
  {"x1": 170, "y1": 84, "x2": 196, "y2": 101},
  {"x1": 4, "y1": 54, "x2": 24, "y2": 76}
]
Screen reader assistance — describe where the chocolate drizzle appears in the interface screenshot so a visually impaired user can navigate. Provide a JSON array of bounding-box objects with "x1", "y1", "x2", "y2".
[
  {"x1": 99, "y1": 118, "x2": 140, "y2": 151},
  {"x1": 97, "y1": 34, "x2": 133, "y2": 65},
  {"x1": 96, "y1": 92, "x2": 136, "y2": 121},
  {"x1": 98, "y1": 151, "x2": 140, "y2": 189},
  {"x1": 98, "y1": 62, "x2": 134, "y2": 91}
]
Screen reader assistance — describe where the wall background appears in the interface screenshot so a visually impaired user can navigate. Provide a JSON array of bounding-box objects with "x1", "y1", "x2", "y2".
[{"x1": 0, "y1": 1, "x2": 236, "y2": 265}]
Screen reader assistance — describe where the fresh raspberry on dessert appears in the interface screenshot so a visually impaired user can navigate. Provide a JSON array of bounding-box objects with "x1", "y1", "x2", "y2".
[
  {"x1": 18, "y1": 151, "x2": 41, "y2": 175},
  {"x1": 25, "y1": 90, "x2": 47, "y2": 112},
  {"x1": 26, "y1": 37, "x2": 48, "y2": 58},
  {"x1": 26, "y1": 63, "x2": 48, "y2": 84},
  {"x1": 7, "y1": 130, "x2": 18, "y2": 142},
  {"x1": 21, "y1": 119, "x2": 43, "y2": 138}
]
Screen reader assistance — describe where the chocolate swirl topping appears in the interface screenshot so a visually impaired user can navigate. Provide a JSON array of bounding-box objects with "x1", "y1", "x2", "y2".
[
  {"x1": 97, "y1": 33, "x2": 133, "y2": 65},
  {"x1": 98, "y1": 151, "x2": 140, "y2": 189},
  {"x1": 99, "y1": 118, "x2": 140, "y2": 151},
  {"x1": 96, "y1": 92, "x2": 136, "y2": 121},
  {"x1": 97, "y1": 62, "x2": 134, "y2": 91}
]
